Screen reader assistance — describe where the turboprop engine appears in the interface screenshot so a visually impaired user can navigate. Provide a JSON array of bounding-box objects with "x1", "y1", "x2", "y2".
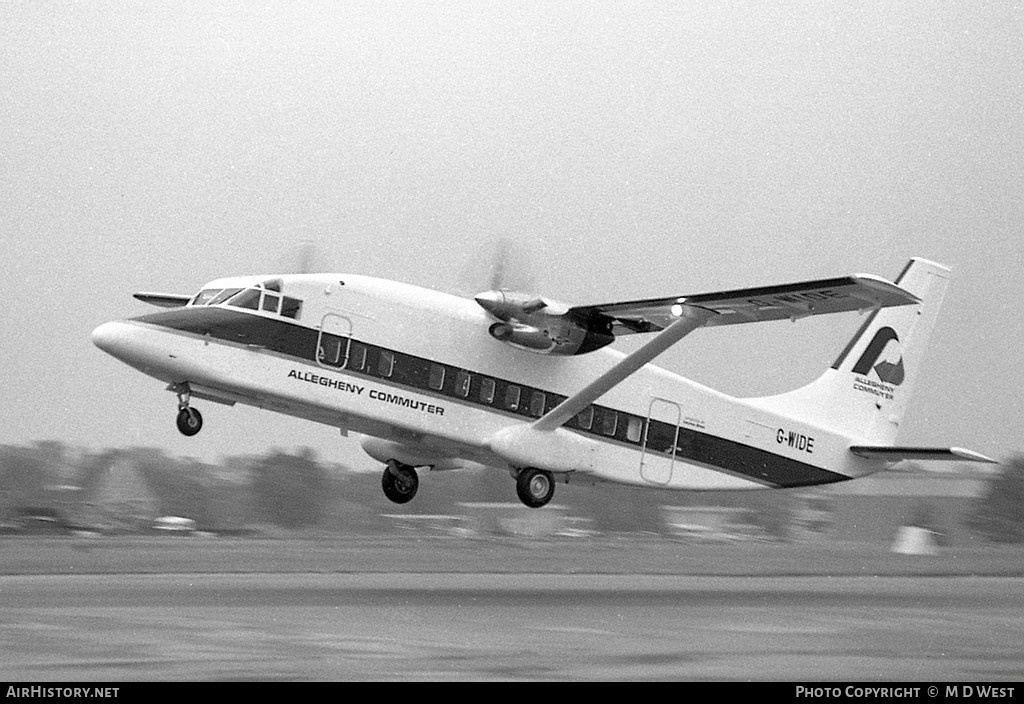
[{"x1": 474, "y1": 289, "x2": 615, "y2": 355}]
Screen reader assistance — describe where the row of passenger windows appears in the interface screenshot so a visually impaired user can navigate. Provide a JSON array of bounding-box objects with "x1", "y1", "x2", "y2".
[{"x1": 316, "y1": 332, "x2": 648, "y2": 445}]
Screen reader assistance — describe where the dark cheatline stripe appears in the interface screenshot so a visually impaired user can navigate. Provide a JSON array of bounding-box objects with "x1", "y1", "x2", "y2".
[
  {"x1": 669, "y1": 429, "x2": 845, "y2": 488},
  {"x1": 133, "y1": 306, "x2": 319, "y2": 359},
  {"x1": 132, "y1": 307, "x2": 846, "y2": 488}
]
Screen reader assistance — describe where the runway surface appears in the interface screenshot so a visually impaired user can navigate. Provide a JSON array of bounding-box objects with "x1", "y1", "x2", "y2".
[{"x1": 2, "y1": 572, "x2": 1023, "y2": 681}]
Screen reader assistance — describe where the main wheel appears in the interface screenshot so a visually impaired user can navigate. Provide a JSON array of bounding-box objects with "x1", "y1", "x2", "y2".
[
  {"x1": 176, "y1": 407, "x2": 203, "y2": 436},
  {"x1": 381, "y1": 462, "x2": 419, "y2": 504},
  {"x1": 516, "y1": 468, "x2": 555, "y2": 508}
]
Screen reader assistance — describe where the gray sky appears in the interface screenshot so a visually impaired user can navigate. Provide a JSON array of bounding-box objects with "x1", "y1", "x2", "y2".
[{"x1": 2, "y1": 1, "x2": 1021, "y2": 469}]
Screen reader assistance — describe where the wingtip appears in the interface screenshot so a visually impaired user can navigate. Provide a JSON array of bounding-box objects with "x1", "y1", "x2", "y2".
[
  {"x1": 949, "y1": 447, "x2": 999, "y2": 464},
  {"x1": 850, "y1": 274, "x2": 922, "y2": 305}
]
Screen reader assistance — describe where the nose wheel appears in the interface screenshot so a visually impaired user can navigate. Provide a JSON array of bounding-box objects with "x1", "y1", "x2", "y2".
[
  {"x1": 176, "y1": 407, "x2": 203, "y2": 436},
  {"x1": 174, "y1": 385, "x2": 203, "y2": 436},
  {"x1": 381, "y1": 460, "x2": 419, "y2": 504}
]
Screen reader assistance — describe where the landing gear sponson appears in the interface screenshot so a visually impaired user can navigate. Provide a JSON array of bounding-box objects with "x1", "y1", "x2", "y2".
[{"x1": 173, "y1": 384, "x2": 203, "y2": 437}]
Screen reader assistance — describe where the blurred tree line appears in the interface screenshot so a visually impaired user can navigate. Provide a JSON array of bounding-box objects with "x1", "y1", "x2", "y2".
[
  {"x1": 968, "y1": 455, "x2": 1024, "y2": 543},
  {"x1": 0, "y1": 441, "x2": 1019, "y2": 542},
  {"x1": 0, "y1": 440, "x2": 798, "y2": 537}
]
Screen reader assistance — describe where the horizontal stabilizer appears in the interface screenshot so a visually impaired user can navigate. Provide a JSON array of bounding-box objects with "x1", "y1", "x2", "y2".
[
  {"x1": 850, "y1": 446, "x2": 997, "y2": 463},
  {"x1": 134, "y1": 292, "x2": 192, "y2": 308}
]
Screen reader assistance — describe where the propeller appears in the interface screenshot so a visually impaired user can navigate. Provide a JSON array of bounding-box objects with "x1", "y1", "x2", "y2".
[
  {"x1": 463, "y1": 238, "x2": 604, "y2": 355},
  {"x1": 279, "y1": 239, "x2": 324, "y2": 275},
  {"x1": 459, "y1": 236, "x2": 538, "y2": 297}
]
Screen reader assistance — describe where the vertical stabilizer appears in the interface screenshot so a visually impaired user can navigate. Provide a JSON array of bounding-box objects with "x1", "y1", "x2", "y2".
[{"x1": 750, "y1": 258, "x2": 950, "y2": 444}]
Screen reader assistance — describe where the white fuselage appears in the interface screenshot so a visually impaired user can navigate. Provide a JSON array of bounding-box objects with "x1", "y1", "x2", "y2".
[{"x1": 93, "y1": 273, "x2": 872, "y2": 491}]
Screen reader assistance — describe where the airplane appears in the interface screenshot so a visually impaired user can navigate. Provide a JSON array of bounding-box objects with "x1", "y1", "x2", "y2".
[{"x1": 91, "y1": 257, "x2": 995, "y2": 509}]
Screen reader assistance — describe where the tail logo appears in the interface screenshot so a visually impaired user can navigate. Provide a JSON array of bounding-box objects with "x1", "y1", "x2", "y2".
[{"x1": 851, "y1": 326, "x2": 905, "y2": 386}]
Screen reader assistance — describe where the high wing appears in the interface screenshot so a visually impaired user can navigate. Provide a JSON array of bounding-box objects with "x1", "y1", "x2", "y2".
[
  {"x1": 534, "y1": 271, "x2": 918, "y2": 431},
  {"x1": 568, "y1": 274, "x2": 918, "y2": 336},
  {"x1": 133, "y1": 292, "x2": 192, "y2": 308}
]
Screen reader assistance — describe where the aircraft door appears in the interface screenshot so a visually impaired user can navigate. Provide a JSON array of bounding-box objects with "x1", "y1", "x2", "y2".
[
  {"x1": 316, "y1": 312, "x2": 352, "y2": 368},
  {"x1": 640, "y1": 398, "x2": 681, "y2": 485}
]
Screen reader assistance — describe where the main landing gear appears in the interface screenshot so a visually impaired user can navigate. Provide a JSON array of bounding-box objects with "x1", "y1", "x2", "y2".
[
  {"x1": 381, "y1": 459, "x2": 419, "y2": 504},
  {"x1": 515, "y1": 467, "x2": 555, "y2": 509},
  {"x1": 377, "y1": 461, "x2": 555, "y2": 509},
  {"x1": 174, "y1": 385, "x2": 203, "y2": 437}
]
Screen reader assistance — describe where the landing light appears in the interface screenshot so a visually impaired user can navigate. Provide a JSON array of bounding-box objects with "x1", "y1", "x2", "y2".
[{"x1": 670, "y1": 304, "x2": 684, "y2": 318}]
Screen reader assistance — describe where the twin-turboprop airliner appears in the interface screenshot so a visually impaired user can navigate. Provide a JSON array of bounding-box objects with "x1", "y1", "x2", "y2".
[{"x1": 91, "y1": 257, "x2": 994, "y2": 508}]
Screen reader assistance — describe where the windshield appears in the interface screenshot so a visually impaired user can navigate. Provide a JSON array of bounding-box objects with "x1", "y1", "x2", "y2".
[
  {"x1": 208, "y1": 288, "x2": 243, "y2": 305},
  {"x1": 190, "y1": 284, "x2": 302, "y2": 320},
  {"x1": 191, "y1": 288, "x2": 221, "y2": 306},
  {"x1": 227, "y1": 288, "x2": 261, "y2": 310}
]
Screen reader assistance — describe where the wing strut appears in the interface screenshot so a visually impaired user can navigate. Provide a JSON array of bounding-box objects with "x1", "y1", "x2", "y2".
[{"x1": 533, "y1": 306, "x2": 716, "y2": 431}]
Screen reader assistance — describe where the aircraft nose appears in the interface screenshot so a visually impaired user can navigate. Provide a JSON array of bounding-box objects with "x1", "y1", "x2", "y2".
[{"x1": 91, "y1": 320, "x2": 132, "y2": 359}]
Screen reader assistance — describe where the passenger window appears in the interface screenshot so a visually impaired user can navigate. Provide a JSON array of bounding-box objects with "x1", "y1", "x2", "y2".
[
  {"x1": 575, "y1": 406, "x2": 594, "y2": 430},
  {"x1": 626, "y1": 416, "x2": 644, "y2": 443},
  {"x1": 261, "y1": 293, "x2": 280, "y2": 314},
  {"x1": 455, "y1": 370, "x2": 471, "y2": 398},
  {"x1": 318, "y1": 334, "x2": 345, "y2": 367},
  {"x1": 480, "y1": 378, "x2": 495, "y2": 404},
  {"x1": 546, "y1": 394, "x2": 565, "y2": 414},
  {"x1": 281, "y1": 296, "x2": 302, "y2": 319},
  {"x1": 602, "y1": 410, "x2": 618, "y2": 437},
  {"x1": 347, "y1": 342, "x2": 366, "y2": 371},
  {"x1": 428, "y1": 364, "x2": 445, "y2": 391},
  {"x1": 504, "y1": 385, "x2": 521, "y2": 411},
  {"x1": 377, "y1": 350, "x2": 394, "y2": 378},
  {"x1": 529, "y1": 390, "x2": 546, "y2": 418}
]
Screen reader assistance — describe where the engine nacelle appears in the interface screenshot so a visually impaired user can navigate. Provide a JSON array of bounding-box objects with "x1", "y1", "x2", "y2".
[
  {"x1": 477, "y1": 290, "x2": 615, "y2": 355},
  {"x1": 488, "y1": 322, "x2": 556, "y2": 351}
]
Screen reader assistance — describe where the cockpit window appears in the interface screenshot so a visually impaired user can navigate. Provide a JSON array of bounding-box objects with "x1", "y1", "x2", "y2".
[
  {"x1": 281, "y1": 296, "x2": 302, "y2": 319},
  {"x1": 228, "y1": 288, "x2": 260, "y2": 310},
  {"x1": 261, "y1": 293, "x2": 280, "y2": 313},
  {"x1": 208, "y1": 288, "x2": 243, "y2": 306},
  {"x1": 191, "y1": 288, "x2": 221, "y2": 306},
  {"x1": 189, "y1": 284, "x2": 302, "y2": 320}
]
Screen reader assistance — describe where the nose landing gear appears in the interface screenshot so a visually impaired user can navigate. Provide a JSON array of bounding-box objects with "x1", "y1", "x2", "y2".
[
  {"x1": 381, "y1": 459, "x2": 419, "y2": 504},
  {"x1": 174, "y1": 385, "x2": 203, "y2": 436}
]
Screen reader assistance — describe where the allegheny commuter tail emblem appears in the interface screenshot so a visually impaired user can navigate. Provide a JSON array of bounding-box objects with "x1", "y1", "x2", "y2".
[{"x1": 852, "y1": 326, "x2": 905, "y2": 386}]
